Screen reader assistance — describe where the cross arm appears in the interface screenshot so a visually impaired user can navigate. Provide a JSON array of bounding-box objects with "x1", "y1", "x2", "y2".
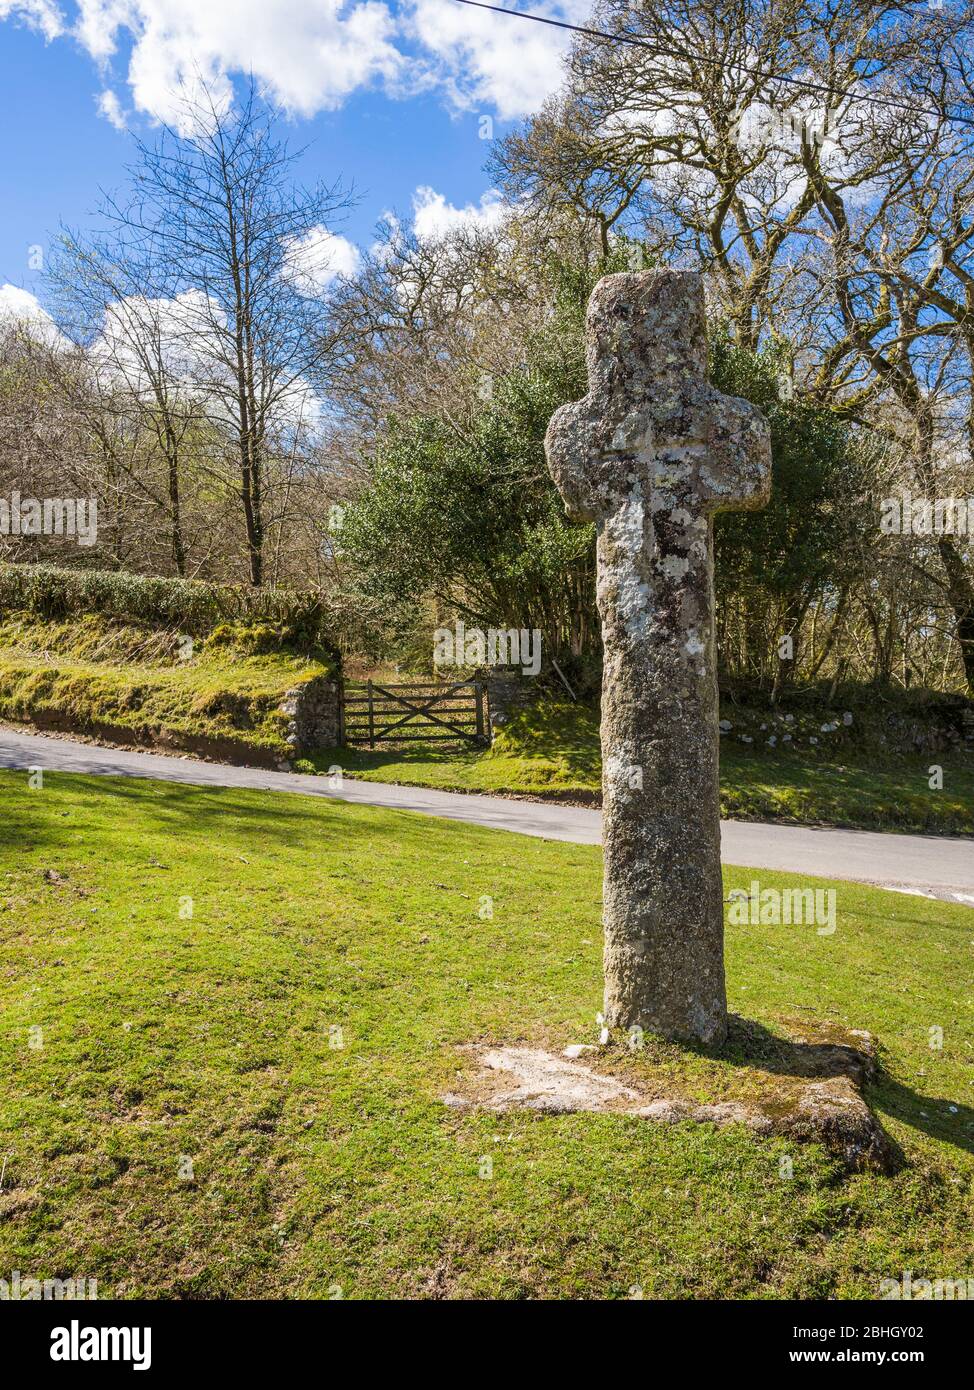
[
  {"x1": 544, "y1": 397, "x2": 603, "y2": 524},
  {"x1": 546, "y1": 397, "x2": 656, "y2": 524},
  {"x1": 700, "y1": 388, "x2": 772, "y2": 514}
]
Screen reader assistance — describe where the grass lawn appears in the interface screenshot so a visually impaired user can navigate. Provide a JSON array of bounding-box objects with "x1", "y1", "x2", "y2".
[
  {"x1": 317, "y1": 701, "x2": 974, "y2": 836},
  {"x1": 1, "y1": 766, "x2": 973, "y2": 1299}
]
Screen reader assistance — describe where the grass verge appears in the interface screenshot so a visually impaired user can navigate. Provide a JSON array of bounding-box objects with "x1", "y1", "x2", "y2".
[
  {"x1": 319, "y1": 701, "x2": 974, "y2": 836},
  {"x1": 0, "y1": 612, "x2": 332, "y2": 765},
  {"x1": 1, "y1": 767, "x2": 972, "y2": 1298}
]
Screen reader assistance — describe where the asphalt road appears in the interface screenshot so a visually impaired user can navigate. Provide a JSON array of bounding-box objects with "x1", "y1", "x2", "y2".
[{"x1": 1, "y1": 726, "x2": 971, "y2": 902}]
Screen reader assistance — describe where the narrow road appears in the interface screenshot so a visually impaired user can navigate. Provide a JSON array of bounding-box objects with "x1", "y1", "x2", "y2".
[{"x1": 1, "y1": 726, "x2": 971, "y2": 902}]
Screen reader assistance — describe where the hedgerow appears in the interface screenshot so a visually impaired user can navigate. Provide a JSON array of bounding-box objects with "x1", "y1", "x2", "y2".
[{"x1": 0, "y1": 562, "x2": 339, "y2": 661}]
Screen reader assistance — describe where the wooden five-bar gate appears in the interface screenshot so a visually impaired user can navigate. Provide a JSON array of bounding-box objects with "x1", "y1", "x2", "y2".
[{"x1": 342, "y1": 679, "x2": 488, "y2": 748}]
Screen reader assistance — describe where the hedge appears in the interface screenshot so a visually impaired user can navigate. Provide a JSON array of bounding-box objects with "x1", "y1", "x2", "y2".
[{"x1": 0, "y1": 562, "x2": 339, "y2": 660}]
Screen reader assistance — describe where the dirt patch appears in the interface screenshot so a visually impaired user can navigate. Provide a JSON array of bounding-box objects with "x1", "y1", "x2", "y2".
[{"x1": 444, "y1": 1046, "x2": 643, "y2": 1115}]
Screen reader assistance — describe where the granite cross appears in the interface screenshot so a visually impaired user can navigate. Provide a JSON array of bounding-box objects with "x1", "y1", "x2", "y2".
[{"x1": 545, "y1": 270, "x2": 772, "y2": 1046}]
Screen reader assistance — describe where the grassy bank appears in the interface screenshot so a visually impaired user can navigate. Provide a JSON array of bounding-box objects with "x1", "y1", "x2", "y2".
[
  {"x1": 1, "y1": 767, "x2": 972, "y2": 1298},
  {"x1": 0, "y1": 613, "x2": 333, "y2": 765},
  {"x1": 318, "y1": 701, "x2": 974, "y2": 836}
]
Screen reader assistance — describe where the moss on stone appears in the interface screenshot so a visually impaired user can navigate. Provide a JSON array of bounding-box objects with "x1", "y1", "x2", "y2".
[{"x1": 0, "y1": 611, "x2": 334, "y2": 762}]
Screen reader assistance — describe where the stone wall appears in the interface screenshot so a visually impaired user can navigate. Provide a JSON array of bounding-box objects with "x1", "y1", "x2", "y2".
[
  {"x1": 717, "y1": 697, "x2": 974, "y2": 757},
  {"x1": 279, "y1": 675, "x2": 342, "y2": 754},
  {"x1": 482, "y1": 665, "x2": 535, "y2": 736}
]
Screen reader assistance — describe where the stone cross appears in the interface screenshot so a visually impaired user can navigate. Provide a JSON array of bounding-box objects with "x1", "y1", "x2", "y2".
[{"x1": 545, "y1": 270, "x2": 771, "y2": 1047}]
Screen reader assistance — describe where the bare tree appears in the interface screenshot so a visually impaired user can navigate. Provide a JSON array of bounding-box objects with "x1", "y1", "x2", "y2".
[
  {"x1": 88, "y1": 78, "x2": 354, "y2": 585},
  {"x1": 46, "y1": 235, "x2": 216, "y2": 576}
]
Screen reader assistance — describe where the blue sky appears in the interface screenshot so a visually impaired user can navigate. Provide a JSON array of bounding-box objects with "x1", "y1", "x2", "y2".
[{"x1": 0, "y1": 0, "x2": 584, "y2": 316}]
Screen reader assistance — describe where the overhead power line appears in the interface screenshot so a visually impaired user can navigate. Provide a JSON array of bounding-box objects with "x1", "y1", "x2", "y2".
[{"x1": 452, "y1": 0, "x2": 974, "y2": 131}]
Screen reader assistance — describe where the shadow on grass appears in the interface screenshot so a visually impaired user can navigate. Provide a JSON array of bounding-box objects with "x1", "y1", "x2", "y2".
[{"x1": 0, "y1": 765, "x2": 431, "y2": 860}]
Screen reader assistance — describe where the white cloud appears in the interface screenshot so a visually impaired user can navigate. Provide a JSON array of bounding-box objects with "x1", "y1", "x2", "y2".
[
  {"x1": 71, "y1": 0, "x2": 403, "y2": 125},
  {"x1": 91, "y1": 288, "x2": 219, "y2": 390},
  {"x1": 2, "y1": 0, "x2": 581, "y2": 124},
  {"x1": 91, "y1": 288, "x2": 323, "y2": 435},
  {"x1": 285, "y1": 225, "x2": 362, "y2": 294},
  {"x1": 0, "y1": 283, "x2": 64, "y2": 345},
  {"x1": 96, "y1": 87, "x2": 127, "y2": 130},
  {"x1": 0, "y1": 0, "x2": 64, "y2": 42},
  {"x1": 412, "y1": 185, "x2": 506, "y2": 241},
  {"x1": 407, "y1": 0, "x2": 586, "y2": 119},
  {"x1": 0, "y1": 283, "x2": 46, "y2": 322}
]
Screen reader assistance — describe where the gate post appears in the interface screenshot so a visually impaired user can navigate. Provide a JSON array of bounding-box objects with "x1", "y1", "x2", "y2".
[
  {"x1": 367, "y1": 679, "x2": 376, "y2": 748},
  {"x1": 474, "y1": 680, "x2": 486, "y2": 743}
]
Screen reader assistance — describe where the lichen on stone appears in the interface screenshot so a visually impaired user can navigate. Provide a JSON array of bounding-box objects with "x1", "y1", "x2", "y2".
[{"x1": 545, "y1": 270, "x2": 772, "y2": 1045}]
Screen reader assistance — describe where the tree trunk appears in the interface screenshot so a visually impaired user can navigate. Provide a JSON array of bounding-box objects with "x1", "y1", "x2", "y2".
[
  {"x1": 937, "y1": 536, "x2": 974, "y2": 692},
  {"x1": 166, "y1": 440, "x2": 186, "y2": 578}
]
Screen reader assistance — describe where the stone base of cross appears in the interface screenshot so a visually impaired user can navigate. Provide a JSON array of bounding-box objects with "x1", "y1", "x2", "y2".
[{"x1": 545, "y1": 270, "x2": 771, "y2": 1046}]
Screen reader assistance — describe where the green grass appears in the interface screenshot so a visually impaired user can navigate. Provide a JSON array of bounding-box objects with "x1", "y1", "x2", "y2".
[
  {"x1": 321, "y1": 701, "x2": 974, "y2": 836},
  {"x1": 1, "y1": 766, "x2": 973, "y2": 1299},
  {"x1": 0, "y1": 612, "x2": 332, "y2": 763}
]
